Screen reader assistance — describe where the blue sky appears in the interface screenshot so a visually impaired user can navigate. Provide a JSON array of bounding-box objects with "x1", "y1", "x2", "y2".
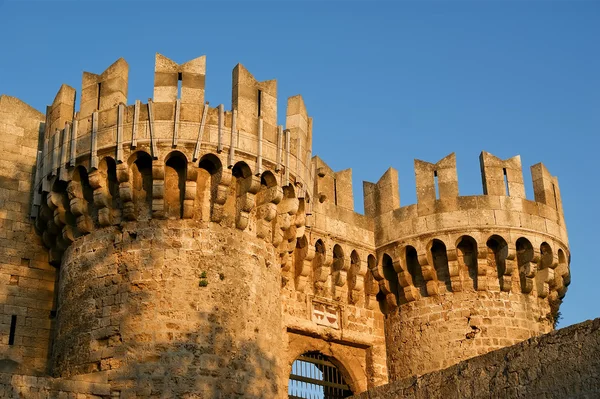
[{"x1": 0, "y1": 1, "x2": 598, "y2": 328}]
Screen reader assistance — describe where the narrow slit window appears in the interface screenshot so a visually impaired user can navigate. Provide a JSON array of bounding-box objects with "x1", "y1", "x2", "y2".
[
  {"x1": 503, "y1": 168, "x2": 510, "y2": 196},
  {"x1": 434, "y1": 170, "x2": 439, "y2": 200},
  {"x1": 334, "y1": 178, "x2": 338, "y2": 205},
  {"x1": 97, "y1": 82, "x2": 102, "y2": 110},
  {"x1": 552, "y1": 183, "x2": 558, "y2": 210},
  {"x1": 257, "y1": 89, "x2": 262, "y2": 117},
  {"x1": 8, "y1": 315, "x2": 16, "y2": 345},
  {"x1": 177, "y1": 72, "x2": 183, "y2": 99}
]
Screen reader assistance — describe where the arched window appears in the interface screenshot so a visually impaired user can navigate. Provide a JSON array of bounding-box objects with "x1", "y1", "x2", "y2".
[
  {"x1": 288, "y1": 352, "x2": 353, "y2": 399},
  {"x1": 196, "y1": 153, "x2": 222, "y2": 221},
  {"x1": 382, "y1": 253, "x2": 399, "y2": 303},
  {"x1": 129, "y1": 151, "x2": 153, "y2": 220},
  {"x1": 487, "y1": 235, "x2": 509, "y2": 291},
  {"x1": 457, "y1": 236, "x2": 478, "y2": 290},
  {"x1": 164, "y1": 151, "x2": 187, "y2": 219},
  {"x1": 430, "y1": 239, "x2": 451, "y2": 292}
]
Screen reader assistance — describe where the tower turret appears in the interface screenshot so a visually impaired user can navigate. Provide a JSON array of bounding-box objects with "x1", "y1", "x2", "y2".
[
  {"x1": 0, "y1": 52, "x2": 572, "y2": 397},
  {"x1": 30, "y1": 54, "x2": 315, "y2": 397},
  {"x1": 364, "y1": 152, "x2": 570, "y2": 380}
]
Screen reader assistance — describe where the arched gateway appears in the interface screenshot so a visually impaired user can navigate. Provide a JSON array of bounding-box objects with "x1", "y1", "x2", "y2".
[{"x1": 288, "y1": 352, "x2": 354, "y2": 398}]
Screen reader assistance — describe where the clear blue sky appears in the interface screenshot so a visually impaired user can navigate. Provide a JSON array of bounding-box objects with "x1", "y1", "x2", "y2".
[{"x1": 1, "y1": 1, "x2": 598, "y2": 328}]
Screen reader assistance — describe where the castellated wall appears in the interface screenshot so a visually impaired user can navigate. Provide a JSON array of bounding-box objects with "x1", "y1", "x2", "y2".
[
  {"x1": 0, "y1": 53, "x2": 576, "y2": 398},
  {"x1": 53, "y1": 221, "x2": 283, "y2": 397},
  {"x1": 352, "y1": 317, "x2": 600, "y2": 399}
]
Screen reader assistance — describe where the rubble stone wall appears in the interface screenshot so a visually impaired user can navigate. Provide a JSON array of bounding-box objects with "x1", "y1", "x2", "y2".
[
  {"x1": 52, "y1": 221, "x2": 284, "y2": 398},
  {"x1": 352, "y1": 318, "x2": 600, "y2": 399}
]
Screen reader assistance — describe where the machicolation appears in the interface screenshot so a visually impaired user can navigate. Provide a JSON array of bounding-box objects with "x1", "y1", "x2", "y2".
[{"x1": 0, "y1": 53, "x2": 579, "y2": 398}]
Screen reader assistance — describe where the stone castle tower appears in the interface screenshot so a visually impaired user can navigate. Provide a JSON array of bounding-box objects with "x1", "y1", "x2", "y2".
[{"x1": 0, "y1": 54, "x2": 570, "y2": 398}]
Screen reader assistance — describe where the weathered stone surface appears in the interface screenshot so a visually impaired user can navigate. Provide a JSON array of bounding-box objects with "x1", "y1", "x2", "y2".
[
  {"x1": 0, "y1": 54, "x2": 578, "y2": 398},
  {"x1": 352, "y1": 318, "x2": 600, "y2": 399}
]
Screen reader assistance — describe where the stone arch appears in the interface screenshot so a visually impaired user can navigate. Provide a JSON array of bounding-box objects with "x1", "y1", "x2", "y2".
[
  {"x1": 294, "y1": 235, "x2": 309, "y2": 284},
  {"x1": 260, "y1": 170, "x2": 277, "y2": 188},
  {"x1": 164, "y1": 151, "x2": 187, "y2": 219},
  {"x1": 331, "y1": 244, "x2": 347, "y2": 296},
  {"x1": 365, "y1": 254, "x2": 379, "y2": 309},
  {"x1": 312, "y1": 239, "x2": 329, "y2": 288},
  {"x1": 70, "y1": 165, "x2": 95, "y2": 227},
  {"x1": 288, "y1": 351, "x2": 354, "y2": 398},
  {"x1": 381, "y1": 253, "x2": 399, "y2": 307},
  {"x1": 536, "y1": 242, "x2": 555, "y2": 298},
  {"x1": 196, "y1": 153, "x2": 223, "y2": 221},
  {"x1": 556, "y1": 248, "x2": 570, "y2": 299},
  {"x1": 332, "y1": 244, "x2": 345, "y2": 273},
  {"x1": 540, "y1": 242, "x2": 553, "y2": 269},
  {"x1": 457, "y1": 235, "x2": 478, "y2": 290},
  {"x1": 487, "y1": 234, "x2": 510, "y2": 291},
  {"x1": 47, "y1": 178, "x2": 74, "y2": 254},
  {"x1": 429, "y1": 239, "x2": 451, "y2": 292},
  {"x1": 100, "y1": 157, "x2": 119, "y2": 207},
  {"x1": 516, "y1": 237, "x2": 535, "y2": 293},
  {"x1": 228, "y1": 161, "x2": 255, "y2": 228},
  {"x1": 406, "y1": 245, "x2": 426, "y2": 297},
  {"x1": 90, "y1": 157, "x2": 120, "y2": 227},
  {"x1": 72, "y1": 166, "x2": 94, "y2": 202},
  {"x1": 348, "y1": 250, "x2": 361, "y2": 304},
  {"x1": 285, "y1": 339, "x2": 367, "y2": 395},
  {"x1": 128, "y1": 151, "x2": 153, "y2": 220}
]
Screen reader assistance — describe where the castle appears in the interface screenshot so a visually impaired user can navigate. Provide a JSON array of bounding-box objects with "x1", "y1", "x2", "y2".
[{"x1": 0, "y1": 54, "x2": 578, "y2": 398}]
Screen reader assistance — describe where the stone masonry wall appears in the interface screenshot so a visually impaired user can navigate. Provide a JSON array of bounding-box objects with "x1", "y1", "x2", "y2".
[
  {"x1": 0, "y1": 96, "x2": 57, "y2": 375},
  {"x1": 352, "y1": 317, "x2": 600, "y2": 399},
  {"x1": 385, "y1": 290, "x2": 552, "y2": 380},
  {"x1": 0, "y1": 372, "x2": 110, "y2": 398},
  {"x1": 52, "y1": 220, "x2": 284, "y2": 398}
]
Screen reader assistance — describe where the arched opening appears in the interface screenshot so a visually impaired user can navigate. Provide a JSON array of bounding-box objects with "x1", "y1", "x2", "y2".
[
  {"x1": 164, "y1": 151, "x2": 187, "y2": 219},
  {"x1": 288, "y1": 352, "x2": 353, "y2": 398},
  {"x1": 516, "y1": 237, "x2": 534, "y2": 293},
  {"x1": 406, "y1": 245, "x2": 426, "y2": 297},
  {"x1": 365, "y1": 255, "x2": 380, "y2": 311},
  {"x1": 536, "y1": 242, "x2": 554, "y2": 298},
  {"x1": 457, "y1": 236, "x2": 478, "y2": 290},
  {"x1": 261, "y1": 170, "x2": 277, "y2": 189},
  {"x1": 72, "y1": 165, "x2": 95, "y2": 221},
  {"x1": 430, "y1": 239, "x2": 451, "y2": 292},
  {"x1": 295, "y1": 235, "x2": 309, "y2": 286},
  {"x1": 226, "y1": 161, "x2": 252, "y2": 226},
  {"x1": 129, "y1": 151, "x2": 153, "y2": 220},
  {"x1": 557, "y1": 249, "x2": 570, "y2": 299},
  {"x1": 101, "y1": 157, "x2": 119, "y2": 208},
  {"x1": 196, "y1": 153, "x2": 222, "y2": 221},
  {"x1": 348, "y1": 250, "x2": 361, "y2": 303},
  {"x1": 313, "y1": 239, "x2": 327, "y2": 288},
  {"x1": 382, "y1": 253, "x2": 399, "y2": 305},
  {"x1": 487, "y1": 235, "x2": 509, "y2": 291},
  {"x1": 540, "y1": 242, "x2": 553, "y2": 269},
  {"x1": 332, "y1": 245, "x2": 345, "y2": 274}
]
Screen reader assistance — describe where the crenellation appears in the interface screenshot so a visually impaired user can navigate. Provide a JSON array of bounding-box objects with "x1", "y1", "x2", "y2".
[
  {"x1": 47, "y1": 85, "x2": 76, "y2": 137},
  {"x1": 480, "y1": 151, "x2": 526, "y2": 198},
  {"x1": 363, "y1": 167, "x2": 400, "y2": 218},
  {"x1": 0, "y1": 54, "x2": 575, "y2": 398}
]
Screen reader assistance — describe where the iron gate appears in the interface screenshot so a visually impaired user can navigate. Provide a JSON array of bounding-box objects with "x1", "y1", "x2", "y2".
[{"x1": 288, "y1": 352, "x2": 353, "y2": 399}]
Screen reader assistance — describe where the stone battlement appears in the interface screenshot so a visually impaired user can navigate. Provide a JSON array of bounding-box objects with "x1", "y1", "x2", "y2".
[{"x1": 0, "y1": 53, "x2": 573, "y2": 397}]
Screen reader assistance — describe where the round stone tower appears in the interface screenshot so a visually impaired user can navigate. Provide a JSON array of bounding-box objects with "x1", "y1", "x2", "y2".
[
  {"x1": 26, "y1": 52, "x2": 572, "y2": 396},
  {"x1": 33, "y1": 54, "x2": 314, "y2": 397},
  {"x1": 364, "y1": 152, "x2": 571, "y2": 380}
]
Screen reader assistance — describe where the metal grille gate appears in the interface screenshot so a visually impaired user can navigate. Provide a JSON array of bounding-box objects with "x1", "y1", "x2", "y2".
[{"x1": 288, "y1": 352, "x2": 353, "y2": 399}]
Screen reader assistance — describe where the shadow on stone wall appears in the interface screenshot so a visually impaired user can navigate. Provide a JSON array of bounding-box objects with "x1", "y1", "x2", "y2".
[{"x1": 36, "y1": 225, "x2": 283, "y2": 399}]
